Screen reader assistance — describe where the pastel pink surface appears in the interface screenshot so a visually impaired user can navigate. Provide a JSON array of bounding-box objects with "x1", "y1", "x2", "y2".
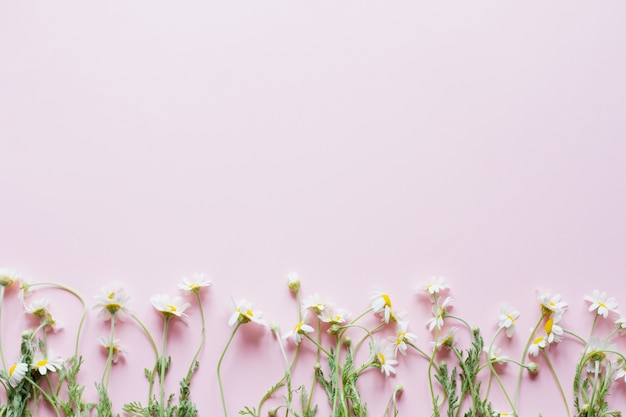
[{"x1": 1, "y1": 2, "x2": 626, "y2": 416}]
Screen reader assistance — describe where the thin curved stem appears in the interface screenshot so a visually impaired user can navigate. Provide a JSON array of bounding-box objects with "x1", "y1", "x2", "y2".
[
  {"x1": 542, "y1": 349, "x2": 570, "y2": 417},
  {"x1": 218, "y1": 322, "x2": 242, "y2": 417}
]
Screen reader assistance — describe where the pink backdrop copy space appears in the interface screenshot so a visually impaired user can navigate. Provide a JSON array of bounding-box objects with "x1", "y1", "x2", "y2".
[{"x1": 1, "y1": 1, "x2": 626, "y2": 416}]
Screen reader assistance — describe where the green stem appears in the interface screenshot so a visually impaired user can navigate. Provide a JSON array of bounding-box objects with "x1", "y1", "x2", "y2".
[
  {"x1": 303, "y1": 334, "x2": 332, "y2": 357},
  {"x1": 542, "y1": 349, "x2": 570, "y2": 417},
  {"x1": 514, "y1": 313, "x2": 545, "y2": 411},
  {"x1": 428, "y1": 294, "x2": 440, "y2": 416},
  {"x1": 186, "y1": 292, "x2": 206, "y2": 379},
  {"x1": 306, "y1": 318, "x2": 322, "y2": 413},
  {"x1": 25, "y1": 376, "x2": 61, "y2": 417},
  {"x1": 0, "y1": 286, "x2": 6, "y2": 372},
  {"x1": 159, "y1": 316, "x2": 170, "y2": 407},
  {"x1": 218, "y1": 322, "x2": 242, "y2": 417},
  {"x1": 102, "y1": 314, "x2": 117, "y2": 389}
]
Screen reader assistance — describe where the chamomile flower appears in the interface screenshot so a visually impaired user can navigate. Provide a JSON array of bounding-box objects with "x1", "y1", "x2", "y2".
[
  {"x1": 371, "y1": 290, "x2": 394, "y2": 323},
  {"x1": 283, "y1": 312, "x2": 315, "y2": 344},
  {"x1": 614, "y1": 360, "x2": 626, "y2": 383},
  {"x1": 100, "y1": 336, "x2": 126, "y2": 363},
  {"x1": 373, "y1": 340, "x2": 398, "y2": 377},
  {"x1": 416, "y1": 277, "x2": 448, "y2": 296},
  {"x1": 178, "y1": 273, "x2": 212, "y2": 296},
  {"x1": 528, "y1": 336, "x2": 547, "y2": 357},
  {"x1": 498, "y1": 302, "x2": 520, "y2": 338},
  {"x1": 25, "y1": 298, "x2": 51, "y2": 319},
  {"x1": 585, "y1": 336, "x2": 613, "y2": 375},
  {"x1": 432, "y1": 327, "x2": 458, "y2": 351},
  {"x1": 483, "y1": 345, "x2": 508, "y2": 364},
  {"x1": 544, "y1": 317, "x2": 564, "y2": 344},
  {"x1": 0, "y1": 268, "x2": 20, "y2": 288},
  {"x1": 427, "y1": 296, "x2": 452, "y2": 332},
  {"x1": 389, "y1": 321, "x2": 417, "y2": 356},
  {"x1": 151, "y1": 294, "x2": 191, "y2": 323},
  {"x1": 615, "y1": 317, "x2": 626, "y2": 331},
  {"x1": 584, "y1": 290, "x2": 618, "y2": 319},
  {"x1": 301, "y1": 293, "x2": 327, "y2": 314},
  {"x1": 8, "y1": 362, "x2": 28, "y2": 387},
  {"x1": 17, "y1": 279, "x2": 33, "y2": 303},
  {"x1": 287, "y1": 272, "x2": 301, "y2": 293},
  {"x1": 537, "y1": 290, "x2": 567, "y2": 319},
  {"x1": 319, "y1": 306, "x2": 351, "y2": 325},
  {"x1": 31, "y1": 352, "x2": 63, "y2": 375},
  {"x1": 228, "y1": 298, "x2": 266, "y2": 326},
  {"x1": 94, "y1": 286, "x2": 130, "y2": 320}
]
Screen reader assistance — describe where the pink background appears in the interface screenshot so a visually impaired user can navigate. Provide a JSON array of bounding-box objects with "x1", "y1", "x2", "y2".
[{"x1": 1, "y1": 1, "x2": 626, "y2": 416}]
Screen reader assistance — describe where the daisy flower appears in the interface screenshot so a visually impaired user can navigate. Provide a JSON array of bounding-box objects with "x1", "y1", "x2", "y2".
[
  {"x1": 283, "y1": 312, "x2": 315, "y2": 344},
  {"x1": 432, "y1": 327, "x2": 458, "y2": 351},
  {"x1": 178, "y1": 273, "x2": 212, "y2": 296},
  {"x1": 498, "y1": 302, "x2": 520, "y2": 338},
  {"x1": 615, "y1": 360, "x2": 626, "y2": 383},
  {"x1": 373, "y1": 340, "x2": 398, "y2": 377},
  {"x1": 287, "y1": 272, "x2": 301, "y2": 293},
  {"x1": 228, "y1": 298, "x2": 266, "y2": 326},
  {"x1": 544, "y1": 317, "x2": 564, "y2": 344},
  {"x1": 17, "y1": 279, "x2": 33, "y2": 303},
  {"x1": 584, "y1": 290, "x2": 619, "y2": 319},
  {"x1": 537, "y1": 290, "x2": 568, "y2": 319},
  {"x1": 416, "y1": 277, "x2": 448, "y2": 296},
  {"x1": 25, "y1": 298, "x2": 51, "y2": 319},
  {"x1": 483, "y1": 345, "x2": 508, "y2": 364},
  {"x1": 301, "y1": 293, "x2": 327, "y2": 314},
  {"x1": 528, "y1": 336, "x2": 547, "y2": 357},
  {"x1": 371, "y1": 290, "x2": 394, "y2": 323},
  {"x1": 31, "y1": 352, "x2": 63, "y2": 375},
  {"x1": 585, "y1": 336, "x2": 613, "y2": 374},
  {"x1": 615, "y1": 317, "x2": 626, "y2": 330},
  {"x1": 94, "y1": 286, "x2": 130, "y2": 320},
  {"x1": 319, "y1": 306, "x2": 350, "y2": 325},
  {"x1": 389, "y1": 321, "x2": 417, "y2": 356},
  {"x1": 0, "y1": 268, "x2": 20, "y2": 288},
  {"x1": 427, "y1": 296, "x2": 452, "y2": 332},
  {"x1": 151, "y1": 294, "x2": 191, "y2": 323},
  {"x1": 100, "y1": 336, "x2": 126, "y2": 363},
  {"x1": 8, "y1": 362, "x2": 28, "y2": 387}
]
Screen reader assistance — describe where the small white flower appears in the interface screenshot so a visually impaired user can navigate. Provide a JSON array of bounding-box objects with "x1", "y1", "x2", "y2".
[
  {"x1": 178, "y1": 273, "x2": 212, "y2": 296},
  {"x1": 427, "y1": 297, "x2": 452, "y2": 332},
  {"x1": 371, "y1": 290, "x2": 393, "y2": 323},
  {"x1": 319, "y1": 306, "x2": 351, "y2": 325},
  {"x1": 151, "y1": 294, "x2": 191, "y2": 323},
  {"x1": 100, "y1": 337, "x2": 126, "y2": 363},
  {"x1": 388, "y1": 321, "x2": 417, "y2": 356},
  {"x1": 8, "y1": 362, "x2": 28, "y2": 387},
  {"x1": 528, "y1": 336, "x2": 547, "y2": 357},
  {"x1": 584, "y1": 290, "x2": 619, "y2": 319},
  {"x1": 585, "y1": 336, "x2": 613, "y2": 375},
  {"x1": 25, "y1": 298, "x2": 51, "y2": 318},
  {"x1": 615, "y1": 317, "x2": 626, "y2": 330},
  {"x1": 287, "y1": 272, "x2": 301, "y2": 293},
  {"x1": 483, "y1": 345, "x2": 508, "y2": 364},
  {"x1": 301, "y1": 293, "x2": 327, "y2": 314},
  {"x1": 17, "y1": 279, "x2": 33, "y2": 303},
  {"x1": 94, "y1": 287, "x2": 130, "y2": 321},
  {"x1": 498, "y1": 302, "x2": 520, "y2": 338},
  {"x1": 432, "y1": 327, "x2": 458, "y2": 351},
  {"x1": 544, "y1": 317, "x2": 564, "y2": 344},
  {"x1": 283, "y1": 312, "x2": 315, "y2": 344},
  {"x1": 416, "y1": 277, "x2": 448, "y2": 296},
  {"x1": 228, "y1": 298, "x2": 266, "y2": 326},
  {"x1": 537, "y1": 290, "x2": 568, "y2": 319},
  {"x1": 614, "y1": 360, "x2": 626, "y2": 383},
  {"x1": 373, "y1": 340, "x2": 398, "y2": 377},
  {"x1": 31, "y1": 352, "x2": 63, "y2": 375},
  {"x1": 0, "y1": 268, "x2": 20, "y2": 288}
]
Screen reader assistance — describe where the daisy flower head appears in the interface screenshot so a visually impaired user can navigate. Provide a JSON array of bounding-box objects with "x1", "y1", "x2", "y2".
[
  {"x1": 614, "y1": 360, "x2": 626, "y2": 383},
  {"x1": 389, "y1": 321, "x2": 417, "y2": 356},
  {"x1": 432, "y1": 327, "x2": 458, "y2": 351},
  {"x1": 615, "y1": 316, "x2": 626, "y2": 331},
  {"x1": 537, "y1": 290, "x2": 568, "y2": 319},
  {"x1": 371, "y1": 289, "x2": 394, "y2": 324},
  {"x1": 178, "y1": 273, "x2": 212, "y2": 296},
  {"x1": 17, "y1": 279, "x2": 33, "y2": 303},
  {"x1": 301, "y1": 293, "x2": 327, "y2": 314},
  {"x1": 416, "y1": 276, "x2": 448, "y2": 297},
  {"x1": 151, "y1": 294, "x2": 191, "y2": 323},
  {"x1": 544, "y1": 317, "x2": 564, "y2": 344},
  {"x1": 25, "y1": 298, "x2": 50, "y2": 319},
  {"x1": 8, "y1": 362, "x2": 28, "y2": 388},
  {"x1": 528, "y1": 336, "x2": 547, "y2": 357},
  {"x1": 31, "y1": 352, "x2": 63, "y2": 376},
  {"x1": 427, "y1": 296, "x2": 452, "y2": 332},
  {"x1": 498, "y1": 302, "x2": 520, "y2": 338},
  {"x1": 483, "y1": 345, "x2": 508, "y2": 364},
  {"x1": 585, "y1": 336, "x2": 614, "y2": 374},
  {"x1": 0, "y1": 267, "x2": 20, "y2": 288},
  {"x1": 388, "y1": 309, "x2": 408, "y2": 324},
  {"x1": 228, "y1": 298, "x2": 266, "y2": 327},
  {"x1": 100, "y1": 336, "x2": 126, "y2": 363},
  {"x1": 94, "y1": 286, "x2": 130, "y2": 320},
  {"x1": 584, "y1": 290, "x2": 618, "y2": 319},
  {"x1": 283, "y1": 312, "x2": 314, "y2": 344},
  {"x1": 373, "y1": 340, "x2": 398, "y2": 377},
  {"x1": 287, "y1": 272, "x2": 301, "y2": 293},
  {"x1": 319, "y1": 306, "x2": 351, "y2": 325}
]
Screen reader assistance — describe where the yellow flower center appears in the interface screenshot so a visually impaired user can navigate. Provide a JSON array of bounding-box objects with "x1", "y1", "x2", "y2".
[
  {"x1": 9, "y1": 363, "x2": 17, "y2": 376},
  {"x1": 378, "y1": 352, "x2": 386, "y2": 365},
  {"x1": 190, "y1": 284, "x2": 201, "y2": 292},
  {"x1": 533, "y1": 337, "x2": 544, "y2": 345},
  {"x1": 545, "y1": 318, "x2": 554, "y2": 334},
  {"x1": 598, "y1": 301, "x2": 607, "y2": 310},
  {"x1": 506, "y1": 314, "x2": 515, "y2": 322},
  {"x1": 382, "y1": 294, "x2": 392, "y2": 307},
  {"x1": 107, "y1": 292, "x2": 115, "y2": 299},
  {"x1": 397, "y1": 332, "x2": 406, "y2": 344},
  {"x1": 36, "y1": 359, "x2": 49, "y2": 368},
  {"x1": 106, "y1": 303, "x2": 121, "y2": 315},
  {"x1": 168, "y1": 305, "x2": 177, "y2": 312}
]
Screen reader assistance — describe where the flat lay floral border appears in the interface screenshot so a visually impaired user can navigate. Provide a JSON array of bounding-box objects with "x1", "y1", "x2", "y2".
[{"x1": 0, "y1": 268, "x2": 624, "y2": 417}]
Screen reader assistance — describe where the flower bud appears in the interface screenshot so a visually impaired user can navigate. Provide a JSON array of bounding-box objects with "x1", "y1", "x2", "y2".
[
  {"x1": 270, "y1": 322, "x2": 281, "y2": 333},
  {"x1": 527, "y1": 362, "x2": 539, "y2": 374},
  {"x1": 268, "y1": 407, "x2": 278, "y2": 416},
  {"x1": 344, "y1": 337, "x2": 352, "y2": 347},
  {"x1": 287, "y1": 273, "x2": 301, "y2": 293}
]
